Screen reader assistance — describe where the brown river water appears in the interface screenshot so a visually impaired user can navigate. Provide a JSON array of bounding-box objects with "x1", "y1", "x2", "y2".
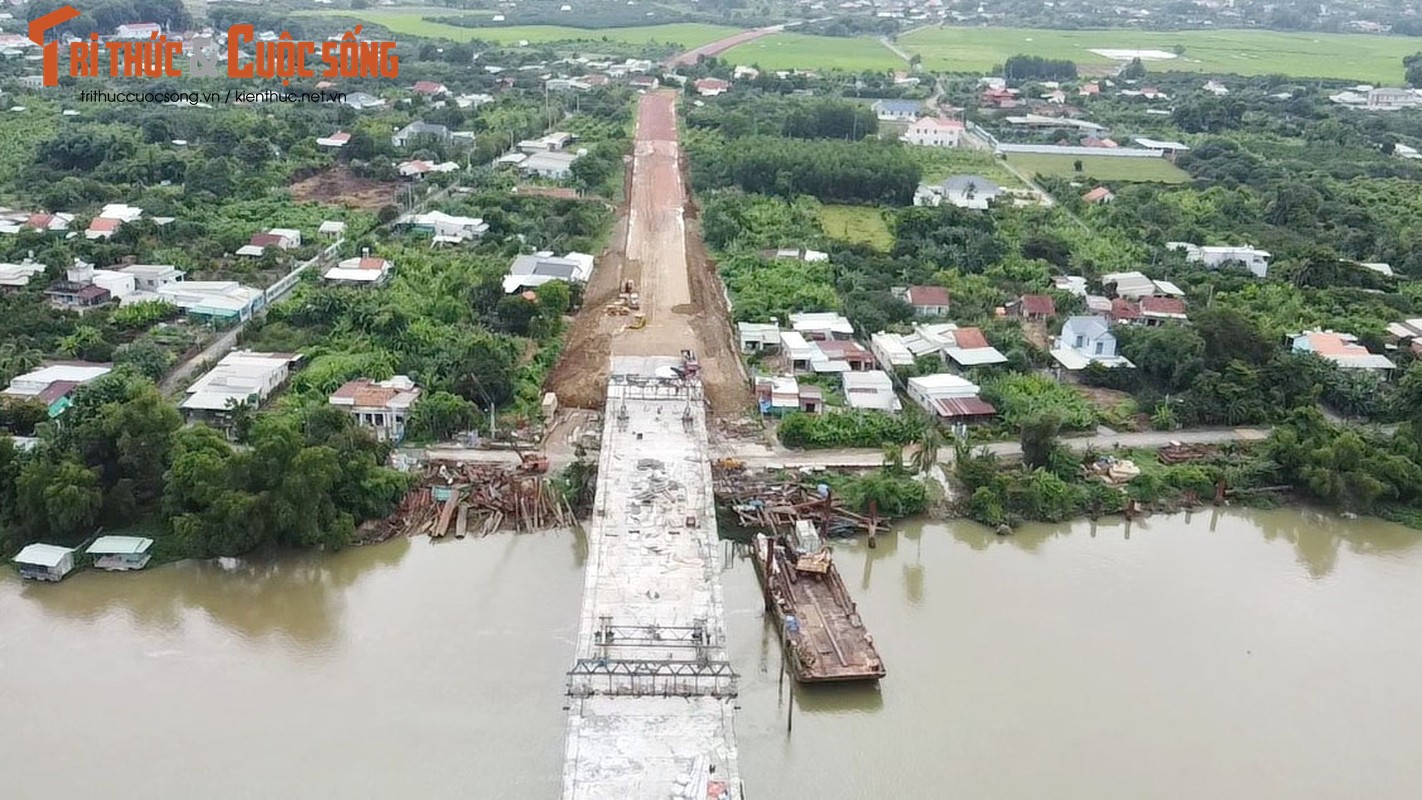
[{"x1": 3, "y1": 508, "x2": 1421, "y2": 799}]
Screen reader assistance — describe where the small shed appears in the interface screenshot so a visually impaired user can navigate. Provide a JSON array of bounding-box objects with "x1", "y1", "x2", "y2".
[
  {"x1": 13, "y1": 543, "x2": 76, "y2": 581},
  {"x1": 86, "y1": 535, "x2": 155, "y2": 571}
]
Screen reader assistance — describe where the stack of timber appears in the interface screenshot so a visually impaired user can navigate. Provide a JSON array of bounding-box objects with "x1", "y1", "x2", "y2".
[
  {"x1": 714, "y1": 472, "x2": 881, "y2": 537},
  {"x1": 359, "y1": 459, "x2": 574, "y2": 543}
]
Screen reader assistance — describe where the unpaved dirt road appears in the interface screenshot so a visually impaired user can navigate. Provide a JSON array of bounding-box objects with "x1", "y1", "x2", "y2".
[{"x1": 548, "y1": 90, "x2": 749, "y2": 418}]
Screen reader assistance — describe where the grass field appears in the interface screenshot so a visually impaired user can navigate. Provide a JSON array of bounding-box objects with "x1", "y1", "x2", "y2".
[
  {"x1": 297, "y1": 10, "x2": 739, "y2": 47},
  {"x1": 820, "y1": 204, "x2": 894, "y2": 250},
  {"x1": 1001, "y1": 152, "x2": 1190, "y2": 184},
  {"x1": 899, "y1": 26, "x2": 1415, "y2": 83},
  {"x1": 906, "y1": 146, "x2": 1021, "y2": 186},
  {"x1": 720, "y1": 33, "x2": 903, "y2": 72}
]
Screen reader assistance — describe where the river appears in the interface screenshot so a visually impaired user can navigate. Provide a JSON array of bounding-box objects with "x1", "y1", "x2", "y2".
[{"x1": 3, "y1": 509, "x2": 1421, "y2": 798}]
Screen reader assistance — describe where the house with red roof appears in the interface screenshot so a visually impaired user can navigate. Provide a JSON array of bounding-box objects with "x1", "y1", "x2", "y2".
[
  {"x1": 899, "y1": 285, "x2": 951, "y2": 317},
  {"x1": 1082, "y1": 186, "x2": 1115, "y2": 204},
  {"x1": 316, "y1": 131, "x2": 351, "y2": 148},
  {"x1": 412, "y1": 81, "x2": 449, "y2": 96},
  {"x1": 1007, "y1": 294, "x2": 1056, "y2": 320},
  {"x1": 694, "y1": 78, "x2": 730, "y2": 96},
  {"x1": 329, "y1": 375, "x2": 422, "y2": 442}
]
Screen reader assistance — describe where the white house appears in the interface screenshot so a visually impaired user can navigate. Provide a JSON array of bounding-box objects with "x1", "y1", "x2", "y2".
[
  {"x1": 87, "y1": 536, "x2": 154, "y2": 571},
  {"x1": 316, "y1": 131, "x2": 350, "y2": 148},
  {"x1": 1050, "y1": 315, "x2": 1134, "y2": 370},
  {"x1": 324, "y1": 255, "x2": 393, "y2": 285},
  {"x1": 737, "y1": 322, "x2": 781, "y2": 353},
  {"x1": 778, "y1": 331, "x2": 817, "y2": 371},
  {"x1": 397, "y1": 211, "x2": 488, "y2": 243},
  {"x1": 902, "y1": 117, "x2": 964, "y2": 148},
  {"x1": 114, "y1": 22, "x2": 162, "y2": 39},
  {"x1": 906, "y1": 373, "x2": 996, "y2": 422},
  {"x1": 329, "y1": 375, "x2": 422, "y2": 442},
  {"x1": 896, "y1": 285, "x2": 951, "y2": 317},
  {"x1": 870, "y1": 331, "x2": 916, "y2": 370},
  {"x1": 788, "y1": 312, "x2": 854, "y2": 340},
  {"x1": 13, "y1": 543, "x2": 76, "y2": 581},
  {"x1": 520, "y1": 150, "x2": 581, "y2": 180},
  {"x1": 117, "y1": 264, "x2": 184, "y2": 292},
  {"x1": 842, "y1": 370, "x2": 901, "y2": 412},
  {"x1": 1168, "y1": 242, "x2": 1271, "y2": 278},
  {"x1": 143, "y1": 281, "x2": 264, "y2": 323},
  {"x1": 181, "y1": 351, "x2": 302, "y2": 421},
  {"x1": 502, "y1": 252, "x2": 594, "y2": 293}
]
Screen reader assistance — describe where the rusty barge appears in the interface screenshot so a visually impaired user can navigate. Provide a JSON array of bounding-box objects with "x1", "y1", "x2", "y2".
[{"x1": 752, "y1": 520, "x2": 886, "y2": 684}]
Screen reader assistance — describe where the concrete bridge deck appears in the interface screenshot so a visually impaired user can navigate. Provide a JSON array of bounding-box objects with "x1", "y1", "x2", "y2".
[{"x1": 561, "y1": 357, "x2": 739, "y2": 800}]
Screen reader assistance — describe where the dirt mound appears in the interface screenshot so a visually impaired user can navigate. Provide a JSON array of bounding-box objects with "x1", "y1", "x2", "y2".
[{"x1": 290, "y1": 166, "x2": 399, "y2": 210}]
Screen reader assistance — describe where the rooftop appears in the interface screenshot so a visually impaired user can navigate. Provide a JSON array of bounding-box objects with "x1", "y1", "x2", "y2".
[
  {"x1": 13, "y1": 543, "x2": 74, "y2": 567},
  {"x1": 86, "y1": 536, "x2": 154, "y2": 555}
]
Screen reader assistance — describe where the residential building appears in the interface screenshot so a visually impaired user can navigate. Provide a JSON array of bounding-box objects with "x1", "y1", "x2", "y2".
[
  {"x1": 84, "y1": 203, "x2": 143, "y2": 240},
  {"x1": 737, "y1": 322, "x2": 781, "y2": 353},
  {"x1": 916, "y1": 175, "x2": 1002, "y2": 210},
  {"x1": 1385, "y1": 318, "x2": 1422, "y2": 355},
  {"x1": 1368, "y1": 87, "x2": 1422, "y2": 110},
  {"x1": 117, "y1": 264, "x2": 184, "y2": 292},
  {"x1": 1052, "y1": 276, "x2": 1087, "y2": 297},
  {"x1": 870, "y1": 332, "x2": 915, "y2": 370},
  {"x1": 842, "y1": 370, "x2": 901, "y2": 412},
  {"x1": 733, "y1": 65, "x2": 760, "y2": 80},
  {"x1": 1101, "y1": 271, "x2": 1183, "y2": 300},
  {"x1": 1108, "y1": 297, "x2": 1142, "y2": 324},
  {"x1": 754, "y1": 376, "x2": 802, "y2": 416},
  {"x1": 502, "y1": 251, "x2": 594, "y2": 293},
  {"x1": 392, "y1": 121, "x2": 452, "y2": 148},
  {"x1": 629, "y1": 75, "x2": 659, "y2": 90},
  {"x1": 766, "y1": 247, "x2": 829, "y2": 263},
  {"x1": 45, "y1": 280, "x2": 110, "y2": 310},
  {"x1": 1168, "y1": 242, "x2": 1271, "y2": 278},
  {"x1": 778, "y1": 331, "x2": 816, "y2": 371},
  {"x1": 870, "y1": 99, "x2": 920, "y2": 121},
  {"x1": 1007, "y1": 294, "x2": 1056, "y2": 320},
  {"x1": 897, "y1": 285, "x2": 951, "y2": 317},
  {"x1": 789, "y1": 312, "x2": 854, "y2": 341},
  {"x1": 797, "y1": 384, "x2": 824, "y2": 413},
  {"x1": 316, "y1": 130, "x2": 350, "y2": 148},
  {"x1": 87, "y1": 536, "x2": 154, "y2": 571},
  {"x1": 938, "y1": 326, "x2": 1008, "y2": 368},
  {"x1": 238, "y1": 228, "x2": 302, "y2": 258},
  {"x1": 114, "y1": 22, "x2": 162, "y2": 39},
  {"x1": 329, "y1": 375, "x2": 422, "y2": 443},
  {"x1": 319, "y1": 220, "x2": 347, "y2": 238},
  {"x1": 1203, "y1": 79, "x2": 1229, "y2": 96},
  {"x1": 518, "y1": 132, "x2": 576, "y2": 153},
  {"x1": 412, "y1": 80, "x2": 449, "y2": 96},
  {"x1": 398, "y1": 160, "x2": 460, "y2": 179},
  {"x1": 2, "y1": 363, "x2": 113, "y2": 417},
  {"x1": 342, "y1": 92, "x2": 386, "y2": 110},
  {"x1": 324, "y1": 255, "x2": 393, "y2": 285},
  {"x1": 0, "y1": 255, "x2": 47, "y2": 292},
  {"x1": 1050, "y1": 315, "x2": 1134, "y2": 371},
  {"x1": 1082, "y1": 186, "x2": 1115, "y2": 204},
  {"x1": 397, "y1": 211, "x2": 488, "y2": 243},
  {"x1": 519, "y1": 151, "x2": 581, "y2": 180},
  {"x1": 12, "y1": 543, "x2": 76, "y2": 582},
  {"x1": 1139, "y1": 296, "x2": 1188, "y2": 324},
  {"x1": 1289, "y1": 330, "x2": 1395, "y2": 372},
  {"x1": 180, "y1": 351, "x2": 302, "y2": 423},
  {"x1": 0, "y1": 209, "x2": 73, "y2": 235},
  {"x1": 694, "y1": 78, "x2": 730, "y2": 96},
  {"x1": 811, "y1": 339, "x2": 876, "y2": 373},
  {"x1": 906, "y1": 373, "x2": 996, "y2": 423},
  {"x1": 143, "y1": 281, "x2": 264, "y2": 323},
  {"x1": 901, "y1": 116, "x2": 964, "y2": 148}
]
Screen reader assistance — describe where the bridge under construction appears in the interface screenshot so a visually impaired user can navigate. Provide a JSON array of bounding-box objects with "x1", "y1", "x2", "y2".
[{"x1": 560, "y1": 357, "x2": 739, "y2": 800}]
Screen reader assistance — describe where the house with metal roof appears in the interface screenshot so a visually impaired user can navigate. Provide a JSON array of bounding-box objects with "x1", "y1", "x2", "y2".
[
  {"x1": 391, "y1": 121, "x2": 451, "y2": 148},
  {"x1": 1050, "y1": 315, "x2": 1134, "y2": 371},
  {"x1": 329, "y1": 375, "x2": 421, "y2": 443},
  {"x1": 180, "y1": 351, "x2": 302, "y2": 423},
  {"x1": 1289, "y1": 330, "x2": 1395, "y2": 373},
  {"x1": 842, "y1": 370, "x2": 901, "y2": 412},
  {"x1": 324, "y1": 255, "x2": 393, "y2": 285},
  {"x1": 2, "y1": 363, "x2": 112, "y2": 417},
  {"x1": 789, "y1": 312, "x2": 854, "y2": 340},
  {"x1": 503, "y1": 252, "x2": 594, "y2": 294},
  {"x1": 870, "y1": 99, "x2": 920, "y2": 120},
  {"x1": 87, "y1": 536, "x2": 154, "y2": 571},
  {"x1": 13, "y1": 543, "x2": 76, "y2": 581},
  {"x1": 906, "y1": 374, "x2": 996, "y2": 422},
  {"x1": 737, "y1": 322, "x2": 781, "y2": 353}
]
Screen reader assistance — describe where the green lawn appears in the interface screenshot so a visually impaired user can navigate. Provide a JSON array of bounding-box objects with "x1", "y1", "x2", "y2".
[
  {"x1": 720, "y1": 33, "x2": 904, "y2": 72},
  {"x1": 1001, "y1": 152, "x2": 1190, "y2": 184},
  {"x1": 905, "y1": 146, "x2": 1021, "y2": 186},
  {"x1": 297, "y1": 10, "x2": 739, "y2": 47},
  {"x1": 819, "y1": 204, "x2": 893, "y2": 250},
  {"x1": 899, "y1": 26, "x2": 1416, "y2": 83}
]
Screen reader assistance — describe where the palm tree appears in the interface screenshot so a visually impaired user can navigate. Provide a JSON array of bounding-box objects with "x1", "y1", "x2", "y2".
[{"x1": 911, "y1": 420, "x2": 943, "y2": 475}]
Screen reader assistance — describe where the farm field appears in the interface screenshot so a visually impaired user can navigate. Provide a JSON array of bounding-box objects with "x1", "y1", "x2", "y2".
[
  {"x1": 899, "y1": 26, "x2": 1415, "y2": 83},
  {"x1": 819, "y1": 204, "x2": 893, "y2": 250},
  {"x1": 1001, "y1": 152, "x2": 1190, "y2": 184},
  {"x1": 297, "y1": 10, "x2": 739, "y2": 47},
  {"x1": 720, "y1": 32, "x2": 903, "y2": 72}
]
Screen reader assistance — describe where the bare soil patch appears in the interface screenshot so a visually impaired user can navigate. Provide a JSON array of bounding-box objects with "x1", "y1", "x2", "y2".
[{"x1": 290, "y1": 166, "x2": 399, "y2": 210}]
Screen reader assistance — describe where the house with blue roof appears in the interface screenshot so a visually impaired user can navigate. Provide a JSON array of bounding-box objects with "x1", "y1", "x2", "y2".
[{"x1": 870, "y1": 99, "x2": 921, "y2": 121}]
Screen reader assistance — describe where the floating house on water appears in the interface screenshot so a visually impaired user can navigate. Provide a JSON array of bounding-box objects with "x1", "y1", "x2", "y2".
[
  {"x1": 86, "y1": 535, "x2": 155, "y2": 571},
  {"x1": 13, "y1": 543, "x2": 76, "y2": 581}
]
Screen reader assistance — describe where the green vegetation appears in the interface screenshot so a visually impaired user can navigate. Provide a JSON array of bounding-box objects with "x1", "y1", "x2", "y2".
[
  {"x1": 721, "y1": 33, "x2": 903, "y2": 72},
  {"x1": 979, "y1": 373, "x2": 1098, "y2": 431},
  {"x1": 688, "y1": 134, "x2": 922, "y2": 205},
  {"x1": 1003, "y1": 153, "x2": 1190, "y2": 184},
  {"x1": 297, "y1": 10, "x2": 739, "y2": 47},
  {"x1": 778, "y1": 410, "x2": 925, "y2": 449},
  {"x1": 900, "y1": 26, "x2": 1417, "y2": 83},
  {"x1": 819, "y1": 205, "x2": 893, "y2": 250},
  {"x1": 907, "y1": 147, "x2": 1020, "y2": 185}
]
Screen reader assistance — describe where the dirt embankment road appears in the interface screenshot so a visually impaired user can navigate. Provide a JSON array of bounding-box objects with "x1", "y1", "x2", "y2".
[
  {"x1": 664, "y1": 26, "x2": 782, "y2": 68},
  {"x1": 547, "y1": 90, "x2": 749, "y2": 418}
]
